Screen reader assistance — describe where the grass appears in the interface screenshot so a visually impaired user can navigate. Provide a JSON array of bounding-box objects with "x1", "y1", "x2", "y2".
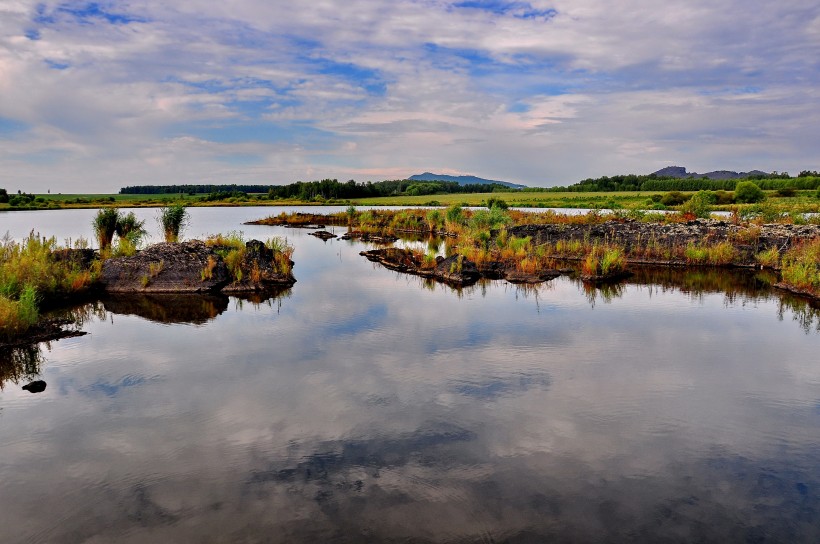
[
  {"x1": 0, "y1": 234, "x2": 97, "y2": 340},
  {"x1": 582, "y1": 245, "x2": 626, "y2": 277},
  {"x1": 780, "y1": 238, "x2": 820, "y2": 296}
]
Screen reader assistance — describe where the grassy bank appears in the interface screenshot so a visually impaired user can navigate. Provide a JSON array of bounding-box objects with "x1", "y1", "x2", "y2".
[
  {"x1": 0, "y1": 235, "x2": 98, "y2": 340},
  {"x1": 259, "y1": 206, "x2": 820, "y2": 295}
]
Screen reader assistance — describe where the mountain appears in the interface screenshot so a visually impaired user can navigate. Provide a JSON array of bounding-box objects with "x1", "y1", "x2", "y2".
[
  {"x1": 652, "y1": 166, "x2": 769, "y2": 180},
  {"x1": 408, "y1": 172, "x2": 526, "y2": 189}
]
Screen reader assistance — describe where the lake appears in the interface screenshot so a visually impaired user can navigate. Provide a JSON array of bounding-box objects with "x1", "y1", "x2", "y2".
[{"x1": 2, "y1": 207, "x2": 820, "y2": 543}]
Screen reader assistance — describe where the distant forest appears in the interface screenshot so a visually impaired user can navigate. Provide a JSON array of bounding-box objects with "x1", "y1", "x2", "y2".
[
  {"x1": 119, "y1": 179, "x2": 515, "y2": 199},
  {"x1": 542, "y1": 171, "x2": 820, "y2": 192}
]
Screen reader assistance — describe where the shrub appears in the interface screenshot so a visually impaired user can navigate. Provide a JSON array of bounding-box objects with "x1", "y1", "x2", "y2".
[
  {"x1": 680, "y1": 190, "x2": 714, "y2": 219},
  {"x1": 158, "y1": 204, "x2": 188, "y2": 242},
  {"x1": 735, "y1": 181, "x2": 765, "y2": 203},
  {"x1": 485, "y1": 197, "x2": 509, "y2": 210},
  {"x1": 661, "y1": 191, "x2": 689, "y2": 206}
]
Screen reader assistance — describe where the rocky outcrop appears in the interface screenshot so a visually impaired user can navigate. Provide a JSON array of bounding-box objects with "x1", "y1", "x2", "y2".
[
  {"x1": 100, "y1": 240, "x2": 295, "y2": 294},
  {"x1": 361, "y1": 248, "x2": 485, "y2": 285},
  {"x1": 100, "y1": 241, "x2": 230, "y2": 293},
  {"x1": 220, "y1": 240, "x2": 295, "y2": 293},
  {"x1": 507, "y1": 220, "x2": 820, "y2": 267},
  {"x1": 359, "y1": 248, "x2": 557, "y2": 286}
]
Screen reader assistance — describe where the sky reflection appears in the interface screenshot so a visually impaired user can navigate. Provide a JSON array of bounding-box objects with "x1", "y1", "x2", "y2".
[{"x1": 1, "y1": 211, "x2": 820, "y2": 542}]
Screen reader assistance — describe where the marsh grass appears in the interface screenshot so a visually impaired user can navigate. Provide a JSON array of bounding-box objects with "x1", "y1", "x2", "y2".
[
  {"x1": 92, "y1": 208, "x2": 120, "y2": 249},
  {"x1": 582, "y1": 245, "x2": 626, "y2": 276},
  {"x1": 0, "y1": 234, "x2": 97, "y2": 339},
  {"x1": 780, "y1": 238, "x2": 820, "y2": 295},
  {"x1": 158, "y1": 204, "x2": 189, "y2": 242}
]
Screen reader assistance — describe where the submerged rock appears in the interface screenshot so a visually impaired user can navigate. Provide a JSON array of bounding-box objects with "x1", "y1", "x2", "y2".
[
  {"x1": 22, "y1": 380, "x2": 47, "y2": 393},
  {"x1": 308, "y1": 230, "x2": 338, "y2": 240}
]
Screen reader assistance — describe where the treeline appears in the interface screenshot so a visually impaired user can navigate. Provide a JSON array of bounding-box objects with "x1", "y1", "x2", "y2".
[
  {"x1": 120, "y1": 184, "x2": 275, "y2": 195},
  {"x1": 120, "y1": 179, "x2": 515, "y2": 200},
  {"x1": 543, "y1": 172, "x2": 820, "y2": 193}
]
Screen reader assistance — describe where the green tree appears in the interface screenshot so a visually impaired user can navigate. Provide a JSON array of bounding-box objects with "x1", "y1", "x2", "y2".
[{"x1": 734, "y1": 181, "x2": 765, "y2": 203}]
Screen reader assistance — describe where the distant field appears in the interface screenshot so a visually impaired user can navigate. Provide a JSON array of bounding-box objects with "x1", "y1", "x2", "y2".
[
  {"x1": 1, "y1": 189, "x2": 817, "y2": 214},
  {"x1": 349, "y1": 191, "x2": 664, "y2": 208}
]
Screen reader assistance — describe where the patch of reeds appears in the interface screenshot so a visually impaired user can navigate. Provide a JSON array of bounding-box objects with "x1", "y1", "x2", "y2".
[
  {"x1": 581, "y1": 245, "x2": 626, "y2": 277},
  {"x1": 158, "y1": 204, "x2": 188, "y2": 242}
]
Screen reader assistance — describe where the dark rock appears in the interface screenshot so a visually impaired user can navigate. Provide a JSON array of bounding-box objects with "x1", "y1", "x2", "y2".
[
  {"x1": 22, "y1": 380, "x2": 47, "y2": 393},
  {"x1": 433, "y1": 255, "x2": 481, "y2": 286},
  {"x1": 221, "y1": 240, "x2": 296, "y2": 293},
  {"x1": 100, "y1": 240, "x2": 230, "y2": 293},
  {"x1": 100, "y1": 240, "x2": 295, "y2": 294},
  {"x1": 309, "y1": 230, "x2": 338, "y2": 240},
  {"x1": 504, "y1": 269, "x2": 561, "y2": 284},
  {"x1": 360, "y1": 249, "x2": 481, "y2": 286},
  {"x1": 341, "y1": 231, "x2": 399, "y2": 243}
]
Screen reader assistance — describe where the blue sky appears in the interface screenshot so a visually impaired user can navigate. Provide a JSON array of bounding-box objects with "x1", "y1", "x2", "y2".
[{"x1": 1, "y1": 0, "x2": 819, "y2": 192}]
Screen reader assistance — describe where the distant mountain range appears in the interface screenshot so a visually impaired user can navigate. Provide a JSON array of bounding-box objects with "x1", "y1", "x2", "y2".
[
  {"x1": 408, "y1": 172, "x2": 526, "y2": 189},
  {"x1": 652, "y1": 166, "x2": 768, "y2": 180}
]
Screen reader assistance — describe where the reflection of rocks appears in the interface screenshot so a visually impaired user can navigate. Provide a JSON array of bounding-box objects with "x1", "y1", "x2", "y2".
[
  {"x1": 101, "y1": 294, "x2": 230, "y2": 325},
  {"x1": 580, "y1": 270, "x2": 634, "y2": 283},
  {"x1": 22, "y1": 380, "x2": 47, "y2": 393},
  {"x1": 100, "y1": 240, "x2": 295, "y2": 294}
]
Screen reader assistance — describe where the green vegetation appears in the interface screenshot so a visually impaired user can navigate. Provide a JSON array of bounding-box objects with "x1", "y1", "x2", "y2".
[
  {"x1": 780, "y1": 238, "x2": 820, "y2": 297},
  {"x1": 734, "y1": 181, "x2": 766, "y2": 204},
  {"x1": 158, "y1": 204, "x2": 189, "y2": 242},
  {"x1": 582, "y1": 245, "x2": 626, "y2": 278},
  {"x1": 1, "y1": 234, "x2": 97, "y2": 340}
]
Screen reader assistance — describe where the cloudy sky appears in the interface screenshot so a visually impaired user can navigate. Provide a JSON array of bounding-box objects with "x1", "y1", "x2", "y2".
[{"x1": 1, "y1": 1, "x2": 819, "y2": 192}]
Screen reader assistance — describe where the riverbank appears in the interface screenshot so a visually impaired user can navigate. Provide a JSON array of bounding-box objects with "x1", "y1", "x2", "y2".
[{"x1": 253, "y1": 208, "x2": 820, "y2": 296}]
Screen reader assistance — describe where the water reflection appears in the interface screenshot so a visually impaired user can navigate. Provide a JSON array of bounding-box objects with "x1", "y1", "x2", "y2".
[
  {"x1": 101, "y1": 293, "x2": 231, "y2": 325},
  {"x1": 0, "y1": 343, "x2": 45, "y2": 389},
  {"x1": 2, "y1": 211, "x2": 820, "y2": 543}
]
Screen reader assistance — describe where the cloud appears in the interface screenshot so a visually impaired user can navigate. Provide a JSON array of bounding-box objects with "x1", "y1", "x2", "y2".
[{"x1": 1, "y1": 0, "x2": 819, "y2": 191}]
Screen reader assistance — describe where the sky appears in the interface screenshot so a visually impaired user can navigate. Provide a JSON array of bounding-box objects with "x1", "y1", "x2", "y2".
[{"x1": 1, "y1": 1, "x2": 819, "y2": 193}]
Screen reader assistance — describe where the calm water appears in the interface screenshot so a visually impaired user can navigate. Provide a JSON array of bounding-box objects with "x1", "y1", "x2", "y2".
[{"x1": 2, "y1": 208, "x2": 820, "y2": 543}]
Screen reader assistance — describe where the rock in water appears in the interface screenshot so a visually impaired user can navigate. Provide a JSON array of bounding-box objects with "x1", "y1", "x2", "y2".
[{"x1": 22, "y1": 380, "x2": 47, "y2": 393}]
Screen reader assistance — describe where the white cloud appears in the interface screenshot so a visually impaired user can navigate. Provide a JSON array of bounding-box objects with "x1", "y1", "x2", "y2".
[{"x1": 1, "y1": 0, "x2": 819, "y2": 191}]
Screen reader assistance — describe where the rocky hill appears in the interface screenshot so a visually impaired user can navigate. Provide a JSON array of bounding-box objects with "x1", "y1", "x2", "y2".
[
  {"x1": 652, "y1": 166, "x2": 769, "y2": 180},
  {"x1": 408, "y1": 172, "x2": 526, "y2": 189}
]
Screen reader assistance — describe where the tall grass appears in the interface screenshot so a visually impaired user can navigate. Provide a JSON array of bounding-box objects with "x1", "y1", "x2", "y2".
[
  {"x1": 0, "y1": 234, "x2": 97, "y2": 339},
  {"x1": 92, "y1": 208, "x2": 120, "y2": 249},
  {"x1": 158, "y1": 204, "x2": 189, "y2": 242},
  {"x1": 780, "y1": 238, "x2": 820, "y2": 295}
]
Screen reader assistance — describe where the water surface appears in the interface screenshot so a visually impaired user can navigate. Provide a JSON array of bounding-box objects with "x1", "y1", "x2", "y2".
[{"x1": 1, "y1": 208, "x2": 820, "y2": 543}]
